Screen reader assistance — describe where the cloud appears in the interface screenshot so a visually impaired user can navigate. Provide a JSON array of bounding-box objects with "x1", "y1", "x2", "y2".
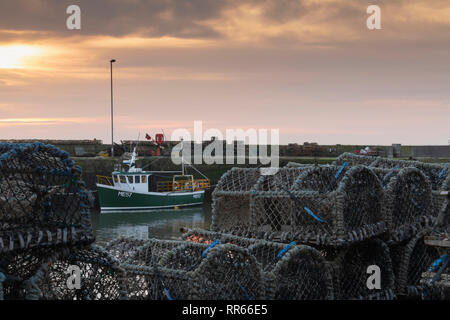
[{"x1": 0, "y1": 0, "x2": 448, "y2": 46}]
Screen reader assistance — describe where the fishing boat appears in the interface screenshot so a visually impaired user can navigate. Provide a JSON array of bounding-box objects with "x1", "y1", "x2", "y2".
[{"x1": 96, "y1": 146, "x2": 210, "y2": 213}]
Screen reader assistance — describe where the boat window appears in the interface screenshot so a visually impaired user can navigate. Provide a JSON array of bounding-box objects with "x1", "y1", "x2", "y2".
[
  {"x1": 142, "y1": 175, "x2": 147, "y2": 183},
  {"x1": 135, "y1": 175, "x2": 140, "y2": 183},
  {"x1": 113, "y1": 175, "x2": 118, "y2": 183},
  {"x1": 119, "y1": 175, "x2": 126, "y2": 183},
  {"x1": 127, "y1": 176, "x2": 133, "y2": 184}
]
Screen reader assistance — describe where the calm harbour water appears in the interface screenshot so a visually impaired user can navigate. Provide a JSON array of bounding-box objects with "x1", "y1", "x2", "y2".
[{"x1": 90, "y1": 203, "x2": 212, "y2": 246}]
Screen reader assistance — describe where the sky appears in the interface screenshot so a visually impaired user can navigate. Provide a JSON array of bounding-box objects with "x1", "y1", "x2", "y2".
[{"x1": 0, "y1": 0, "x2": 449, "y2": 145}]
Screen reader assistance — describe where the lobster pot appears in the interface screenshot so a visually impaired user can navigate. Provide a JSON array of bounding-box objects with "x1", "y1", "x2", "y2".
[
  {"x1": 389, "y1": 231, "x2": 440, "y2": 297},
  {"x1": 31, "y1": 245, "x2": 126, "y2": 300},
  {"x1": 0, "y1": 247, "x2": 59, "y2": 300},
  {"x1": 371, "y1": 158, "x2": 448, "y2": 218},
  {"x1": 373, "y1": 167, "x2": 434, "y2": 242},
  {"x1": 211, "y1": 168, "x2": 261, "y2": 235},
  {"x1": 332, "y1": 152, "x2": 378, "y2": 166},
  {"x1": 0, "y1": 143, "x2": 94, "y2": 253},
  {"x1": 158, "y1": 242, "x2": 265, "y2": 300},
  {"x1": 251, "y1": 166, "x2": 386, "y2": 245},
  {"x1": 372, "y1": 158, "x2": 449, "y2": 190},
  {"x1": 332, "y1": 239, "x2": 395, "y2": 300},
  {"x1": 110, "y1": 238, "x2": 188, "y2": 300},
  {"x1": 248, "y1": 241, "x2": 334, "y2": 300},
  {"x1": 122, "y1": 242, "x2": 206, "y2": 300}
]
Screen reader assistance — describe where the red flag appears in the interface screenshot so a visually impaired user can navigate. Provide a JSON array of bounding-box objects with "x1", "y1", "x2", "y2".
[{"x1": 145, "y1": 133, "x2": 151, "y2": 141}]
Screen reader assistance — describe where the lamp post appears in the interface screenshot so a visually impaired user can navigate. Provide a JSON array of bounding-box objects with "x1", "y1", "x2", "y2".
[{"x1": 110, "y1": 59, "x2": 116, "y2": 157}]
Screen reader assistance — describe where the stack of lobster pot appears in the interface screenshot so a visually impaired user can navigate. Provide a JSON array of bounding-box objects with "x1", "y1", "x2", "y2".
[
  {"x1": 104, "y1": 237, "x2": 266, "y2": 300},
  {"x1": 0, "y1": 142, "x2": 125, "y2": 300},
  {"x1": 182, "y1": 228, "x2": 335, "y2": 300},
  {"x1": 366, "y1": 157, "x2": 448, "y2": 298},
  {"x1": 211, "y1": 162, "x2": 397, "y2": 300}
]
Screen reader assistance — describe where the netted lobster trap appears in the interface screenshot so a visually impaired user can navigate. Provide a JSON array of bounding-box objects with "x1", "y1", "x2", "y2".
[
  {"x1": 372, "y1": 167, "x2": 434, "y2": 242},
  {"x1": 332, "y1": 152, "x2": 379, "y2": 167},
  {"x1": 118, "y1": 239, "x2": 265, "y2": 300},
  {"x1": 28, "y1": 245, "x2": 126, "y2": 300},
  {"x1": 109, "y1": 238, "x2": 190, "y2": 300},
  {"x1": 0, "y1": 245, "x2": 125, "y2": 300},
  {"x1": 0, "y1": 246, "x2": 59, "y2": 300},
  {"x1": 371, "y1": 158, "x2": 449, "y2": 189},
  {"x1": 0, "y1": 143, "x2": 94, "y2": 252},
  {"x1": 389, "y1": 229, "x2": 440, "y2": 297},
  {"x1": 373, "y1": 159, "x2": 449, "y2": 220},
  {"x1": 329, "y1": 238, "x2": 395, "y2": 300},
  {"x1": 249, "y1": 165, "x2": 387, "y2": 245},
  {"x1": 247, "y1": 240, "x2": 334, "y2": 300},
  {"x1": 183, "y1": 228, "x2": 335, "y2": 300},
  {"x1": 211, "y1": 168, "x2": 261, "y2": 235}
]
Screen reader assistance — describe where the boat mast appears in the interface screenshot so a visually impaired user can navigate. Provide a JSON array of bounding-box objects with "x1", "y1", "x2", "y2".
[
  {"x1": 181, "y1": 138, "x2": 185, "y2": 176},
  {"x1": 124, "y1": 133, "x2": 140, "y2": 172}
]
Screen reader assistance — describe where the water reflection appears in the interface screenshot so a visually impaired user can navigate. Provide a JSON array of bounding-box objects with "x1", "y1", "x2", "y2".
[{"x1": 91, "y1": 204, "x2": 212, "y2": 245}]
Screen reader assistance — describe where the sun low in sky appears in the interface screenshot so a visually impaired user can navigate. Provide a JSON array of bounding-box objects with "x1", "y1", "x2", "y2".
[
  {"x1": 0, "y1": 0, "x2": 449, "y2": 145},
  {"x1": 0, "y1": 45, "x2": 44, "y2": 69}
]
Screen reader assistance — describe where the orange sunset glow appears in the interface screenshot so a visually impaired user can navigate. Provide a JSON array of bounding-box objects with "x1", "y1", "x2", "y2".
[{"x1": 0, "y1": 0, "x2": 449, "y2": 144}]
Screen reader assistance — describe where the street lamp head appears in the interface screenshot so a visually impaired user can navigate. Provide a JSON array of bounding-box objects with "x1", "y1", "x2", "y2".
[{"x1": 110, "y1": 59, "x2": 116, "y2": 63}]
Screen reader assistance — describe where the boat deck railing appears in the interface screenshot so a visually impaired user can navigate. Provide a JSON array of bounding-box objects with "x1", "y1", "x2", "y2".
[
  {"x1": 97, "y1": 175, "x2": 210, "y2": 192},
  {"x1": 96, "y1": 175, "x2": 113, "y2": 186},
  {"x1": 157, "y1": 179, "x2": 210, "y2": 192}
]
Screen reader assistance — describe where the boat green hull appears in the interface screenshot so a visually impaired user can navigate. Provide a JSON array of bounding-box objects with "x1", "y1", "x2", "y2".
[{"x1": 96, "y1": 184, "x2": 204, "y2": 213}]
